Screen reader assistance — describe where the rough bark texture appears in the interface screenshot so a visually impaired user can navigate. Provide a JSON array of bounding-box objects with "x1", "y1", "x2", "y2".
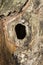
[{"x1": 0, "y1": 0, "x2": 43, "y2": 65}]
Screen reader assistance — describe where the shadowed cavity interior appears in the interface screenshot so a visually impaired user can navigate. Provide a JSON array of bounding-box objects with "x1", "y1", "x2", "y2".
[{"x1": 15, "y1": 24, "x2": 26, "y2": 40}]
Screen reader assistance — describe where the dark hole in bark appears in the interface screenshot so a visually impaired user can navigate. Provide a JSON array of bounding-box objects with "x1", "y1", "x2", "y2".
[{"x1": 15, "y1": 24, "x2": 26, "y2": 40}]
